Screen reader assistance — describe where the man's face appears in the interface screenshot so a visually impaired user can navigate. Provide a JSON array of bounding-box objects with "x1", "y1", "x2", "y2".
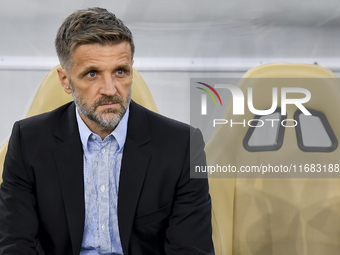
[{"x1": 58, "y1": 42, "x2": 133, "y2": 132}]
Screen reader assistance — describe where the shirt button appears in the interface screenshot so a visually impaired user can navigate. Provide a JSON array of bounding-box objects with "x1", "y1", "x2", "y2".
[
  {"x1": 101, "y1": 148, "x2": 106, "y2": 153},
  {"x1": 91, "y1": 135, "x2": 96, "y2": 140},
  {"x1": 100, "y1": 185, "x2": 105, "y2": 192},
  {"x1": 102, "y1": 225, "x2": 105, "y2": 230}
]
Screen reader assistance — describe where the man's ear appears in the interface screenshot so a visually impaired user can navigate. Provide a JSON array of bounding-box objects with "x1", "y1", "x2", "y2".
[{"x1": 57, "y1": 67, "x2": 72, "y2": 94}]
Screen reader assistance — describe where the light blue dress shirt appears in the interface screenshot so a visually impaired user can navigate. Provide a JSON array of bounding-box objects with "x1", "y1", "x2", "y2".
[{"x1": 76, "y1": 107, "x2": 129, "y2": 255}]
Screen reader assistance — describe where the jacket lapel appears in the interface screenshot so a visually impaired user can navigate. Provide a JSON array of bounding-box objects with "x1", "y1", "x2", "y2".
[
  {"x1": 118, "y1": 101, "x2": 151, "y2": 254},
  {"x1": 53, "y1": 103, "x2": 85, "y2": 255}
]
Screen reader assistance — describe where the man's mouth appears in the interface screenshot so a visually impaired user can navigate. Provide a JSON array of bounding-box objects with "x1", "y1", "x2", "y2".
[
  {"x1": 98, "y1": 102, "x2": 119, "y2": 108},
  {"x1": 92, "y1": 95, "x2": 124, "y2": 111}
]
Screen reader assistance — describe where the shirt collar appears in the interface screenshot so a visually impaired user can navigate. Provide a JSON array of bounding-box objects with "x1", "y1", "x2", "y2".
[{"x1": 76, "y1": 106, "x2": 129, "y2": 152}]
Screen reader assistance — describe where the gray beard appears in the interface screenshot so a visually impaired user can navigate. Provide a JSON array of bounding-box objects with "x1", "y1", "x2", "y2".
[{"x1": 70, "y1": 83, "x2": 131, "y2": 128}]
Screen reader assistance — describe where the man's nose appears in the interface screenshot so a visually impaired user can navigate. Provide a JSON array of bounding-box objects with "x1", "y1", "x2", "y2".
[{"x1": 100, "y1": 75, "x2": 117, "y2": 95}]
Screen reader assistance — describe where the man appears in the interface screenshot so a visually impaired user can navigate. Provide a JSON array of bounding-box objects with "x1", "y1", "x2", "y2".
[{"x1": 0, "y1": 7, "x2": 214, "y2": 255}]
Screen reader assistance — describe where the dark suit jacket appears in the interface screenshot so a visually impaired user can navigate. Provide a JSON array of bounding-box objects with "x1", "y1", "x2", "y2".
[{"x1": 0, "y1": 101, "x2": 214, "y2": 255}]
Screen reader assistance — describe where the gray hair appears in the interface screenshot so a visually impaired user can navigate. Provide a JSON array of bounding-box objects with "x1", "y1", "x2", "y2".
[{"x1": 55, "y1": 7, "x2": 134, "y2": 71}]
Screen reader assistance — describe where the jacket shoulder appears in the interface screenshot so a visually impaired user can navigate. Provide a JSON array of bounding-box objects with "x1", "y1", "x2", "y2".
[
  {"x1": 17, "y1": 102, "x2": 73, "y2": 131},
  {"x1": 128, "y1": 102, "x2": 201, "y2": 154},
  {"x1": 131, "y1": 101, "x2": 193, "y2": 133}
]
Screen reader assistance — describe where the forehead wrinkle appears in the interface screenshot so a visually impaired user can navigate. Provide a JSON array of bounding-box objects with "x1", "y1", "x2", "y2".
[{"x1": 75, "y1": 53, "x2": 131, "y2": 68}]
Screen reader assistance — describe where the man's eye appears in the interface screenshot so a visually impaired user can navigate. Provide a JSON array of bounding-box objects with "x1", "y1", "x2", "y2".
[
  {"x1": 117, "y1": 70, "x2": 124, "y2": 75},
  {"x1": 88, "y1": 71, "x2": 96, "y2": 77}
]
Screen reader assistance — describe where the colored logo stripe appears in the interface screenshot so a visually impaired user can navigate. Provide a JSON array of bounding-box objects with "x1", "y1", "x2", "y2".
[
  {"x1": 196, "y1": 82, "x2": 223, "y2": 106},
  {"x1": 196, "y1": 87, "x2": 217, "y2": 105}
]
